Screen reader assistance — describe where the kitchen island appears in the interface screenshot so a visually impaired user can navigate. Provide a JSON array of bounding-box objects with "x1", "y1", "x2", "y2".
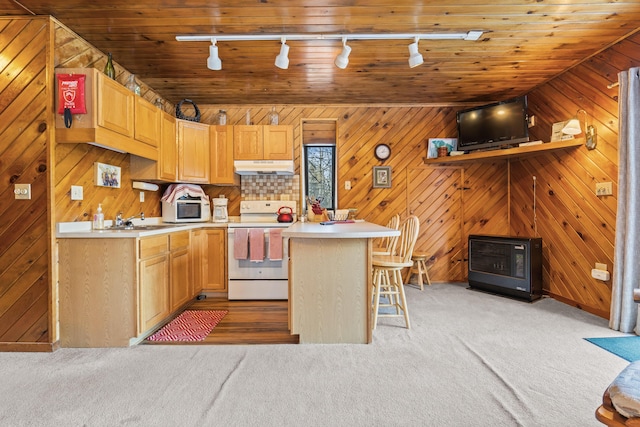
[{"x1": 283, "y1": 221, "x2": 400, "y2": 344}]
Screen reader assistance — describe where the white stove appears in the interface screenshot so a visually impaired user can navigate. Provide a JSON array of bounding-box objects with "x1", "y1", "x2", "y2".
[
  {"x1": 227, "y1": 199, "x2": 296, "y2": 300},
  {"x1": 228, "y1": 200, "x2": 297, "y2": 228}
]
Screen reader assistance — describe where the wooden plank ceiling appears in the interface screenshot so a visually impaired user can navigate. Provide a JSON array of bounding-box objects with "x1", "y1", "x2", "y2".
[{"x1": 2, "y1": 0, "x2": 638, "y2": 106}]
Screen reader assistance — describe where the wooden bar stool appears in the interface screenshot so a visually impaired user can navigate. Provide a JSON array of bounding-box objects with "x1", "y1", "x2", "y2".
[{"x1": 404, "y1": 252, "x2": 431, "y2": 290}]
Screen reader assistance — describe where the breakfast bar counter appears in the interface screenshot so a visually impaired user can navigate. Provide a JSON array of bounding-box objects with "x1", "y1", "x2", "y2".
[{"x1": 283, "y1": 221, "x2": 399, "y2": 344}]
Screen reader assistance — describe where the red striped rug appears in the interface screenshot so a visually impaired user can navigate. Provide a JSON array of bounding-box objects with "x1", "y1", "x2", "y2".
[{"x1": 147, "y1": 310, "x2": 228, "y2": 342}]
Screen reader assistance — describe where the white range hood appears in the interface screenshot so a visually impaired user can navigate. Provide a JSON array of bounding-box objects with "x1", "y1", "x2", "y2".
[{"x1": 234, "y1": 160, "x2": 295, "y2": 175}]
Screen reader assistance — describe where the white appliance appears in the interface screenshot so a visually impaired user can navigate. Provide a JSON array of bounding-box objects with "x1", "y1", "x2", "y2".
[
  {"x1": 227, "y1": 200, "x2": 297, "y2": 300},
  {"x1": 161, "y1": 197, "x2": 210, "y2": 223},
  {"x1": 212, "y1": 196, "x2": 229, "y2": 223}
]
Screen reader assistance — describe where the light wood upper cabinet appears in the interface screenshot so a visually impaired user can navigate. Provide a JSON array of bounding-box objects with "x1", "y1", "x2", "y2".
[
  {"x1": 133, "y1": 96, "x2": 161, "y2": 149},
  {"x1": 264, "y1": 125, "x2": 294, "y2": 160},
  {"x1": 159, "y1": 112, "x2": 178, "y2": 181},
  {"x1": 96, "y1": 71, "x2": 135, "y2": 138},
  {"x1": 233, "y1": 125, "x2": 263, "y2": 160},
  {"x1": 55, "y1": 67, "x2": 158, "y2": 160},
  {"x1": 210, "y1": 125, "x2": 239, "y2": 185},
  {"x1": 177, "y1": 119, "x2": 210, "y2": 183},
  {"x1": 233, "y1": 125, "x2": 293, "y2": 160}
]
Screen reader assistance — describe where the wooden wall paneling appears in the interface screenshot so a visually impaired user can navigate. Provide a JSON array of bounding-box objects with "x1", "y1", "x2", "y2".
[
  {"x1": 0, "y1": 17, "x2": 53, "y2": 349},
  {"x1": 408, "y1": 167, "x2": 464, "y2": 282}
]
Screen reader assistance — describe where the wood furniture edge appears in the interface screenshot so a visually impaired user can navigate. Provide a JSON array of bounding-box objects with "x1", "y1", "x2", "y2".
[{"x1": 423, "y1": 139, "x2": 584, "y2": 165}]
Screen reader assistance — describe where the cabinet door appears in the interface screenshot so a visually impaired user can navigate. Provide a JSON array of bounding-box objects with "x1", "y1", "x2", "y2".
[
  {"x1": 264, "y1": 125, "x2": 293, "y2": 160},
  {"x1": 210, "y1": 125, "x2": 239, "y2": 185},
  {"x1": 203, "y1": 229, "x2": 226, "y2": 292},
  {"x1": 139, "y1": 254, "x2": 170, "y2": 334},
  {"x1": 134, "y1": 96, "x2": 161, "y2": 149},
  {"x1": 96, "y1": 73, "x2": 134, "y2": 137},
  {"x1": 191, "y1": 230, "x2": 205, "y2": 297},
  {"x1": 170, "y1": 247, "x2": 191, "y2": 311},
  {"x1": 159, "y1": 112, "x2": 178, "y2": 181},
  {"x1": 233, "y1": 125, "x2": 263, "y2": 160},
  {"x1": 178, "y1": 120, "x2": 210, "y2": 183}
]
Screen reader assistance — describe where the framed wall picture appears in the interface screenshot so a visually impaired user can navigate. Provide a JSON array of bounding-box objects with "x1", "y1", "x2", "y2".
[
  {"x1": 94, "y1": 162, "x2": 121, "y2": 188},
  {"x1": 373, "y1": 166, "x2": 392, "y2": 188},
  {"x1": 427, "y1": 138, "x2": 458, "y2": 158}
]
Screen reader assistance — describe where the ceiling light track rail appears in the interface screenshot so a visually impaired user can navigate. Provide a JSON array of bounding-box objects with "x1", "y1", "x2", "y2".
[{"x1": 176, "y1": 31, "x2": 484, "y2": 43}]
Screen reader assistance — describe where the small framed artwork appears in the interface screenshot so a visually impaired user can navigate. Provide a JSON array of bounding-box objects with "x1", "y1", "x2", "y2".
[
  {"x1": 427, "y1": 138, "x2": 458, "y2": 158},
  {"x1": 94, "y1": 162, "x2": 121, "y2": 188},
  {"x1": 373, "y1": 166, "x2": 392, "y2": 189}
]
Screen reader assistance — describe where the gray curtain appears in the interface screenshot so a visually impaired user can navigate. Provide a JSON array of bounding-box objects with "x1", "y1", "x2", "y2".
[{"x1": 610, "y1": 67, "x2": 640, "y2": 333}]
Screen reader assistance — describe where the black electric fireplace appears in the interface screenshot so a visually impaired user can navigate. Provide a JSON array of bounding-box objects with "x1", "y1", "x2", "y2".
[{"x1": 468, "y1": 235, "x2": 542, "y2": 302}]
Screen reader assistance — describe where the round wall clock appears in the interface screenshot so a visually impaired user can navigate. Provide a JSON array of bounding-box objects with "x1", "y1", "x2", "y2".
[{"x1": 374, "y1": 143, "x2": 391, "y2": 161}]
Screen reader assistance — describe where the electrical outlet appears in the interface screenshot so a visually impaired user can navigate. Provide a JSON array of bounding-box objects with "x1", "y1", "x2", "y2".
[
  {"x1": 71, "y1": 185, "x2": 83, "y2": 200},
  {"x1": 345, "y1": 181, "x2": 351, "y2": 190},
  {"x1": 14, "y1": 183, "x2": 31, "y2": 200},
  {"x1": 139, "y1": 191, "x2": 145, "y2": 202},
  {"x1": 595, "y1": 182, "x2": 613, "y2": 196}
]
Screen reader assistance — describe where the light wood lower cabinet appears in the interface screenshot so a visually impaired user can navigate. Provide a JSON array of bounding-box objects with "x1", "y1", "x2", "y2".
[
  {"x1": 193, "y1": 228, "x2": 227, "y2": 293},
  {"x1": 59, "y1": 230, "x2": 194, "y2": 348},
  {"x1": 169, "y1": 231, "x2": 191, "y2": 311}
]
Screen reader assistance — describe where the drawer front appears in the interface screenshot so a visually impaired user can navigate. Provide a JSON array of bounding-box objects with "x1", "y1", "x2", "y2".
[
  {"x1": 140, "y1": 235, "x2": 169, "y2": 259},
  {"x1": 170, "y1": 230, "x2": 190, "y2": 250}
]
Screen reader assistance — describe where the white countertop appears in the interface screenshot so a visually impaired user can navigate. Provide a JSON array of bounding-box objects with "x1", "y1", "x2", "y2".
[
  {"x1": 283, "y1": 220, "x2": 400, "y2": 239},
  {"x1": 56, "y1": 218, "x2": 231, "y2": 238}
]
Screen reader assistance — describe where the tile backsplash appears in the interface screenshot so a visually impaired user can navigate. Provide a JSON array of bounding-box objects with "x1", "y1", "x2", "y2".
[{"x1": 241, "y1": 175, "x2": 300, "y2": 206}]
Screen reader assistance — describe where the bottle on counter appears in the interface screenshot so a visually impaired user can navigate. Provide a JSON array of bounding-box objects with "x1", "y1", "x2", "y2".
[
  {"x1": 104, "y1": 52, "x2": 115, "y2": 79},
  {"x1": 93, "y1": 203, "x2": 105, "y2": 230}
]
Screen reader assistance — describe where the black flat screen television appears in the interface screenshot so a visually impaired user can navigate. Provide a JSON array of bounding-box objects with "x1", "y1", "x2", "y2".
[{"x1": 456, "y1": 96, "x2": 529, "y2": 152}]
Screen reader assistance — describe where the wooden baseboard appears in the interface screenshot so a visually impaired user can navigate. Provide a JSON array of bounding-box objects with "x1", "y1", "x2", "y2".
[
  {"x1": 546, "y1": 292, "x2": 609, "y2": 319},
  {"x1": 0, "y1": 342, "x2": 57, "y2": 352}
]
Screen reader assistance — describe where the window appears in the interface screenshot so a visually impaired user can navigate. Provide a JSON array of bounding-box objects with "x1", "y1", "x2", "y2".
[{"x1": 304, "y1": 145, "x2": 336, "y2": 210}]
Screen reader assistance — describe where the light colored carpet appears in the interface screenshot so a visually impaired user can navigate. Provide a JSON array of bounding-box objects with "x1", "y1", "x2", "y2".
[{"x1": 0, "y1": 283, "x2": 630, "y2": 426}]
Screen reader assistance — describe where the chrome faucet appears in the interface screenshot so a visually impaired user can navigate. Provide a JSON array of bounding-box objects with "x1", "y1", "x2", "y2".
[{"x1": 114, "y1": 212, "x2": 144, "y2": 228}]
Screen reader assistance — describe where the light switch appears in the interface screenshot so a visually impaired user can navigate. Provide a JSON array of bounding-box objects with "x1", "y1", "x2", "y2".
[
  {"x1": 595, "y1": 182, "x2": 613, "y2": 196},
  {"x1": 14, "y1": 183, "x2": 31, "y2": 200},
  {"x1": 139, "y1": 191, "x2": 145, "y2": 202},
  {"x1": 345, "y1": 181, "x2": 351, "y2": 190},
  {"x1": 71, "y1": 185, "x2": 83, "y2": 200}
]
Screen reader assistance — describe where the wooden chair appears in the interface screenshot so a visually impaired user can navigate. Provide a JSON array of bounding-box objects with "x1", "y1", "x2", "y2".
[
  {"x1": 372, "y1": 214, "x2": 400, "y2": 256},
  {"x1": 404, "y1": 252, "x2": 432, "y2": 291},
  {"x1": 371, "y1": 215, "x2": 420, "y2": 329}
]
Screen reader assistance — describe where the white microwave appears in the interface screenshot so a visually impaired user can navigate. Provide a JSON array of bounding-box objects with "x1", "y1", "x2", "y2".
[{"x1": 161, "y1": 198, "x2": 211, "y2": 223}]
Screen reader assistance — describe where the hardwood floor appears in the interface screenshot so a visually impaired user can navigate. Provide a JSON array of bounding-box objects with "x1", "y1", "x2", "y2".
[{"x1": 144, "y1": 298, "x2": 299, "y2": 345}]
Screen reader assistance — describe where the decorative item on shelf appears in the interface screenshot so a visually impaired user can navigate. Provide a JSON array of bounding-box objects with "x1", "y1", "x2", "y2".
[
  {"x1": 268, "y1": 107, "x2": 279, "y2": 125},
  {"x1": 427, "y1": 138, "x2": 457, "y2": 158},
  {"x1": 125, "y1": 74, "x2": 141, "y2": 95},
  {"x1": 216, "y1": 109, "x2": 227, "y2": 125},
  {"x1": 154, "y1": 98, "x2": 163, "y2": 109},
  {"x1": 246, "y1": 109, "x2": 251, "y2": 125},
  {"x1": 175, "y1": 99, "x2": 201, "y2": 122},
  {"x1": 103, "y1": 52, "x2": 115, "y2": 79},
  {"x1": 562, "y1": 109, "x2": 598, "y2": 150}
]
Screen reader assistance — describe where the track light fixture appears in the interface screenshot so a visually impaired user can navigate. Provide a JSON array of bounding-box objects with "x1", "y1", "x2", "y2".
[
  {"x1": 207, "y1": 38, "x2": 222, "y2": 70},
  {"x1": 408, "y1": 37, "x2": 424, "y2": 68},
  {"x1": 275, "y1": 38, "x2": 290, "y2": 69},
  {"x1": 335, "y1": 38, "x2": 351, "y2": 69},
  {"x1": 176, "y1": 31, "x2": 484, "y2": 70}
]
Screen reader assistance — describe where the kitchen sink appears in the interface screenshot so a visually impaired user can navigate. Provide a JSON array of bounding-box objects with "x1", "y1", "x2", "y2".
[{"x1": 107, "y1": 224, "x2": 181, "y2": 231}]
